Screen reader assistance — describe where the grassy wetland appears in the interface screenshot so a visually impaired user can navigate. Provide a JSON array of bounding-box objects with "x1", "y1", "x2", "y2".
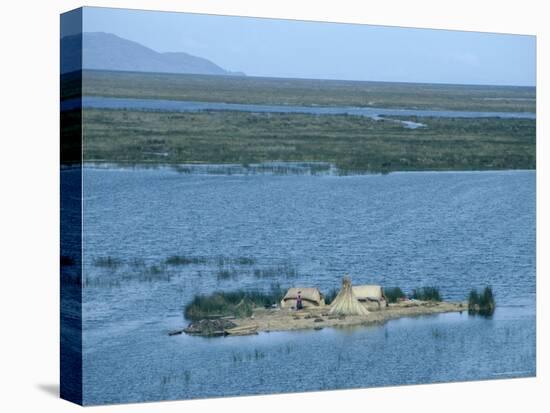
[
  {"x1": 76, "y1": 70, "x2": 535, "y2": 113},
  {"x1": 82, "y1": 108, "x2": 535, "y2": 173},
  {"x1": 63, "y1": 70, "x2": 537, "y2": 173}
]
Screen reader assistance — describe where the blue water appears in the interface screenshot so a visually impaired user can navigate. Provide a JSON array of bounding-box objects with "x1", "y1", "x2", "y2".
[
  {"x1": 62, "y1": 96, "x2": 536, "y2": 120},
  {"x1": 80, "y1": 168, "x2": 535, "y2": 405}
]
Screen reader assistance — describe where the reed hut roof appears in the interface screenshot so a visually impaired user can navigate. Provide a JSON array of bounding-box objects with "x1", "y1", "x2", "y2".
[
  {"x1": 281, "y1": 287, "x2": 324, "y2": 307},
  {"x1": 329, "y1": 276, "x2": 369, "y2": 316},
  {"x1": 352, "y1": 285, "x2": 385, "y2": 301}
]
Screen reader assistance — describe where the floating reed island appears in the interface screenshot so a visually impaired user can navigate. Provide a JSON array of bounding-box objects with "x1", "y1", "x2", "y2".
[{"x1": 174, "y1": 277, "x2": 493, "y2": 337}]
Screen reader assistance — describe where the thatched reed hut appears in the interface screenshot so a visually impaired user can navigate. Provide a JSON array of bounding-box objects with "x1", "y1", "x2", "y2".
[
  {"x1": 329, "y1": 277, "x2": 369, "y2": 316},
  {"x1": 352, "y1": 285, "x2": 387, "y2": 310},
  {"x1": 280, "y1": 287, "x2": 325, "y2": 309}
]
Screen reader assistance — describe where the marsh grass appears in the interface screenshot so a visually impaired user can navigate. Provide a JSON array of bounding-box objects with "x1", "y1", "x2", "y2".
[
  {"x1": 84, "y1": 254, "x2": 300, "y2": 288},
  {"x1": 412, "y1": 287, "x2": 442, "y2": 302},
  {"x1": 84, "y1": 262, "x2": 172, "y2": 287},
  {"x1": 231, "y1": 349, "x2": 266, "y2": 363},
  {"x1": 253, "y1": 263, "x2": 298, "y2": 278},
  {"x1": 468, "y1": 286, "x2": 496, "y2": 316},
  {"x1": 83, "y1": 108, "x2": 535, "y2": 173},
  {"x1": 216, "y1": 265, "x2": 240, "y2": 280},
  {"x1": 216, "y1": 256, "x2": 256, "y2": 266},
  {"x1": 233, "y1": 257, "x2": 256, "y2": 265},
  {"x1": 81, "y1": 70, "x2": 536, "y2": 113},
  {"x1": 83, "y1": 275, "x2": 121, "y2": 288},
  {"x1": 165, "y1": 254, "x2": 256, "y2": 266},
  {"x1": 118, "y1": 264, "x2": 172, "y2": 283},
  {"x1": 384, "y1": 287, "x2": 406, "y2": 303},
  {"x1": 166, "y1": 255, "x2": 208, "y2": 266},
  {"x1": 129, "y1": 258, "x2": 146, "y2": 268},
  {"x1": 93, "y1": 256, "x2": 122, "y2": 268},
  {"x1": 468, "y1": 290, "x2": 480, "y2": 307},
  {"x1": 160, "y1": 371, "x2": 192, "y2": 386},
  {"x1": 184, "y1": 284, "x2": 285, "y2": 320}
]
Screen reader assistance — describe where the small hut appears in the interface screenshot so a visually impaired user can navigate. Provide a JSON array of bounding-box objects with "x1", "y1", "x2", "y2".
[
  {"x1": 329, "y1": 276, "x2": 369, "y2": 316},
  {"x1": 352, "y1": 285, "x2": 387, "y2": 309},
  {"x1": 280, "y1": 288, "x2": 325, "y2": 309}
]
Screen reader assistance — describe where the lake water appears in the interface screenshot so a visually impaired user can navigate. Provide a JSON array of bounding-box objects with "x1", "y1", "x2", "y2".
[
  {"x1": 79, "y1": 167, "x2": 535, "y2": 405},
  {"x1": 62, "y1": 96, "x2": 536, "y2": 122}
]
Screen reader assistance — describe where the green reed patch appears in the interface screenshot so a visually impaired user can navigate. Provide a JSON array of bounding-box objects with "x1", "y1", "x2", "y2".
[
  {"x1": 234, "y1": 257, "x2": 256, "y2": 265},
  {"x1": 160, "y1": 371, "x2": 191, "y2": 386},
  {"x1": 468, "y1": 286, "x2": 496, "y2": 316},
  {"x1": 92, "y1": 256, "x2": 122, "y2": 268},
  {"x1": 253, "y1": 263, "x2": 298, "y2": 278},
  {"x1": 384, "y1": 287, "x2": 407, "y2": 303},
  {"x1": 165, "y1": 254, "x2": 256, "y2": 266},
  {"x1": 165, "y1": 255, "x2": 208, "y2": 266},
  {"x1": 81, "y1": 70, "x2": 535, "y2": 113},
  {"x1": 216, "y1": 266, "x2": 240, "y2": 280},
  {"x1": 231, "y1": 349, "x2": 267, "y2": 363},
  {"x1": 184, "y1": 285, "x2": 286, "y2": 321},
  {"x1": 215, "y1": 256, "x2": 257, "y2": 266},
  {"x1": 122, "y1": 264, "x2": 171, "y2": 283},
  {"x1": 85, "y1": 263, "x2": 172, "y2": 287},
  {"x1": 83, "y1": 108, "x2": 535, "y2": 173},
  {"x1": 412, "y1": 287, "x2": 442, "y2": 302}
]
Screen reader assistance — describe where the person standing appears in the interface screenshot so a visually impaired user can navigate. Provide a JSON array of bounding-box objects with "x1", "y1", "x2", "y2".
[{"x1": 296, "y1": 291, "x2": 303, "y2": 310}]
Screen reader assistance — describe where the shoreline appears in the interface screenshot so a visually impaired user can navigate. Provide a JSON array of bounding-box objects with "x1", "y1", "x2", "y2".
[
  {"x1": 178, "y1": 300, "x2": 467, "y2": 337},
  {"x1": 79, "y1": 161, "x2": 536, "y2": 176},
  {"x1": 62, "y1": 96, "x2": 537, "y2": 119}
]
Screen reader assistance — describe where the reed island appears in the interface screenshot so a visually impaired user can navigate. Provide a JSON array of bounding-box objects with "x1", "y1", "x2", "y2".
[{"x1": 170, "y1": 277, "x2": 493, "y2": 337}]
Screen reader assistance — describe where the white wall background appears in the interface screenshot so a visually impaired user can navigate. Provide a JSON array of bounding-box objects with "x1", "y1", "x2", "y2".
[{"x1": 0, "y1": 0, "x2": 547, "y2": 412}]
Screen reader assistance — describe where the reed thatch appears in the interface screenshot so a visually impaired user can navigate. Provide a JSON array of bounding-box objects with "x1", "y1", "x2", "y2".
[
  {"x1": 352, "y1": 285, "x2": 385, "y2": 301},
  {"x1": 352, "y1": 285, "x2": 387, "y2": 310},
  {"x1": 280, "y1": 287, "x2": 325, "y2": 308},
  {"x1": 329, "y1": 276, "x2": 369, "y2": 316}
]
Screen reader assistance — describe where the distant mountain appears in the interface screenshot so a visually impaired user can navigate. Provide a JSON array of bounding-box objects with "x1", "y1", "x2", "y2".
[{"x1": 61, "y1": 32, "x2": 244, "y2": 76}]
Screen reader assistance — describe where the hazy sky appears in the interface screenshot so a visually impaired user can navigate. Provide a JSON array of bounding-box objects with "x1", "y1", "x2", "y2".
[{"x1": 64, "y1": 6, "x2": 536, "y2": 86}]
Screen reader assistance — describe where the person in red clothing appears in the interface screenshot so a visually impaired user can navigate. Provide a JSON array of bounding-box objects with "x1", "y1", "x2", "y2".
[{"x1": 296, "y1": 291, "x2": 303, "y2": 310}]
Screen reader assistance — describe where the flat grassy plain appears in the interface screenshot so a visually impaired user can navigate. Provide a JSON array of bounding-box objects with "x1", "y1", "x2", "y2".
[
  {"x1": 75, "y1": 70, "x2": 536, "y2": 113},
  {"x1": 82, "y1": 109, "x2": 535, "y2": 173}
]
